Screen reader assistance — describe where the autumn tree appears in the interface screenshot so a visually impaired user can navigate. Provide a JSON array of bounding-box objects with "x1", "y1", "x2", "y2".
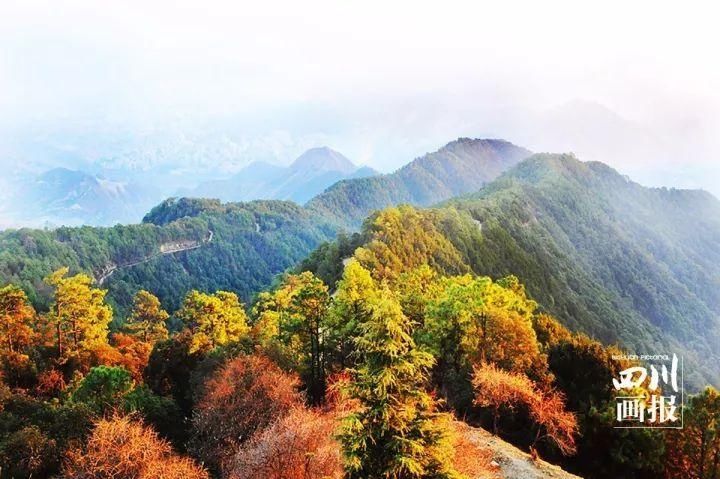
[
  {"x1": 664, "y1": 387, "x2": 720, "y2": 479},
  {"x1": 126, "y1": 290, "x2": 169, "y2": 343},
  {"x1": 191, "y1": 354, "x2": 303, "y2": 474},
  {"x1": 108, "y1": 332, "x2": 153, "y2": 381},
  {"x1": 471, "y1": 362, "x2": 537, "y2": 434},
  {"x1": 339, "y1": 285, "x2": 461, "y2": 479},
  {"x1": 288, "y1": 272, "x2": 330, "y2": 404},
  {"x1": 0, "y1": 285, "x2": 37, "y2": 385},
  {"x1": 226, "y1": 407, "x2": 343, "y2": 479},
  {"x1": 0, "y1": 285, "x2": 36, "y2": 357},
  {"x1": 394, "y1": 265, "x2": 440, "y2": 327},
  {"x1": 471, "y1": 362, "x2": 577, "y2": 456},
  {"x1": 45, "y1": 268, "x2": 112, "y2": 365},
  {"x1": 178, "y1": 290, "x2": 250, "y2": 353},
  {"x1": 253, "y1": 272, "x2": 330, "y2": 405},
  {"x1": 63, "y1": 415, "x2": 208, "y2": 479},
  {"x1": 416, "y1": 273, "x2": 544, "y2": 411},
  {"x1": 326, "y1": 260, "x2": 378, "y2": 371}
]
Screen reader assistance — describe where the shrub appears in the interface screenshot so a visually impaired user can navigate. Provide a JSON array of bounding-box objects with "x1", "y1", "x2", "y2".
[{"x1": 62, "y1": 415, "x2": 208, "y2": 479}]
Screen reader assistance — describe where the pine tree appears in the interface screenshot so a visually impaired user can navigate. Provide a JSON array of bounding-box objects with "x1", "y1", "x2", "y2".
[
  {"x1": 0, "y1": 285, "x2": 36, "y2": 357},
  {"x1": 45, "y1": 268, "x2": 112, "y2": 362},
  {"x1": 252, "y1": 272, "x2": 331, "y2": 405},
  {"x1": 327, "y1": 259, "x2": 377, "y2": 370},
  {"x1": 288, "y1": 272, "x2": 330, "y2": 405},
  {"x1": 0, "y1": 285, "x2": 37, "y2": 384},
  {"x1": 126, "y1": 290, "x2": 169, "y2": 343},
  {"x1": 178, "y1": 290, "x2": 249, "y2": 352},
  {"x1": 339, "y1": 284, "x2": 462, "y2": 479}
]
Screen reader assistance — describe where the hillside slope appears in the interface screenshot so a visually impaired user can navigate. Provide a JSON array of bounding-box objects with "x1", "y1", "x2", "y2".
[
  {"x1": 306, "y1": 138, "x2": 532, "y2": 226},
  {"x1": 0, "y1": 198, "x2": 335, "y2": 317},
  {"x1": 455, "y1": 422, "x2": 581, "y2": 479},
  {"x1": 301, "y1": 154, "x2": 720, "y2": 387},
  {"x1": 447, "y1": 154, "x2": 720, "y2": 386}
]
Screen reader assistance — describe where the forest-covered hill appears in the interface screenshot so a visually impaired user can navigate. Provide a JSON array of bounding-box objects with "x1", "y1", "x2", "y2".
[
  {"x1": 0, "y1": 138, "x2": 529, "y2": 316},
  {"x1": 301, "y1": 154, "x2": 720, "y2": 387},
  {"x1": 0, "y1": 199, "x2": 335, "y2": 319},
  {"x1": 2, "y1": 142, "x2": 719, "y2": 387}
]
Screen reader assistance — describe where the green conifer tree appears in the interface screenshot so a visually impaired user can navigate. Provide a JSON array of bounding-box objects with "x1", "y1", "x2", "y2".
[{"x1": 339, "y1": 284, "x2": 462, "y2": 479}]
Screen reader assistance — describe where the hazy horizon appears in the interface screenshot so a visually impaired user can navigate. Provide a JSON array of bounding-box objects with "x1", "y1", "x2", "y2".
[{"x1": 2, "y1": 0, "x2": 719, "y2": 228}]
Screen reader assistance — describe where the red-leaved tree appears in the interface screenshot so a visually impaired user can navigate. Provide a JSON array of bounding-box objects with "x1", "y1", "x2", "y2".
[{"x1": 190, "y1": 354, "x2": 303, "y2": 472}]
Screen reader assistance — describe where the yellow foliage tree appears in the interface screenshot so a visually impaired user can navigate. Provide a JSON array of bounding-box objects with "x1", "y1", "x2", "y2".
[
  {"x1": 178, "y1": 290, "x2": 249, "y2": 352},
  {"x1": 45, "y1": 268, "x2": 112, "y2": 364},
  {"x1": 126, "y1": 290, "x2": 169, "y2": 343}
]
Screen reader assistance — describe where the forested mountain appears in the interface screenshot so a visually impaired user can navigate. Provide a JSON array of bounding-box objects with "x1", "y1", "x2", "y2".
[
  {"x1": 306, "y1": 138, "x2": 532, "y2": 226},
  {"x1": 0, "y1": 198, "x2": 335, "y2": 319},
  {"x1": 301, "y1": 154, "x2": 720, "y2": 388},
  {"x1": 184, "y1": 147, "x2": 377, "y2": 204},
  {"x1": 0, "y1": 138, "x2": 529, "y2": 317},
  {"x1": 2, "y1": 141, "x2": 719, "y2": 389}
]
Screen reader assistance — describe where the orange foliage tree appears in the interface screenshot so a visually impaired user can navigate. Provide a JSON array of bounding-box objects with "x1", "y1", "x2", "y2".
[
  {"x1": 63, "y1": 415, "x2": 208, "y2": 479},
  {"x1": 190, "y1": 354, "x2": 303, "y2": 473},
  {"x1": 109, "y1": 332, "x2": 153, "y2": 381},
  {"x1": 226, "y1": 407, "x2": 342, "y2": 479},
  {"x1": 0, "y1": 285, "x2": 37, "y2": 384},
  {"x1": 664, "y1": 387, "x2": 720, "y2": 479},
  {"x1": 472, "y1": 362, "x2": 577, "y2": 455},
  {"x1": 0, "y1": 285, "x2": 36, "y2": 356},
  {"x1": 472, "y1": 362, "x2": 538, "y2": 434}
]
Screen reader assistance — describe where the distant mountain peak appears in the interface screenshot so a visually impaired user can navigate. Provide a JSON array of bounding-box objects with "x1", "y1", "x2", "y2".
[
  {"x1": 184, "y1": 147, "x2": 371, "y2": 205},
  {"x1": 289, "y1": 147, "x2": 356, "y2": 174}
]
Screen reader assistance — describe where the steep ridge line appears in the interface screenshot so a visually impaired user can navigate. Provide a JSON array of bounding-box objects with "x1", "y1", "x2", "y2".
[{"x1": 95, "y1": 230, "x2": 213, "y2": 285}]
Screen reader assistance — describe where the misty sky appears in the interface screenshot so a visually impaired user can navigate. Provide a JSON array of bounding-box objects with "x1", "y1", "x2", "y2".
[{"x1": 1, "y1": 0, "x2": 719, "y2": 196}]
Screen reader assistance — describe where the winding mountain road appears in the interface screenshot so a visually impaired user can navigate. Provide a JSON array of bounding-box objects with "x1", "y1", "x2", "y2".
[{"x1": 95, "y1": 230, "x2": 213, "y2": 285}]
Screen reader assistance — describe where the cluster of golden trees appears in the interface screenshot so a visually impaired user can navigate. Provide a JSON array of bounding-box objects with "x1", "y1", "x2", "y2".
[{"x1": 2, "y1": 234, "x2": 720, "y2": 479}]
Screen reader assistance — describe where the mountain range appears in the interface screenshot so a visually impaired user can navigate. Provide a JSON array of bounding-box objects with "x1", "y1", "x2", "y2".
[
  {"x1": 8, "y1": 168, "x2": 157, "y2": 227},
  {"x1": 1, "y1": 137, "x2": 718, "y2": 387},
  {"x1": 182, "y1": 147, "x2": 378, "y2": 204},
  {"x1": 1, "y1": 147, "x2": 379, "y2": 228}
]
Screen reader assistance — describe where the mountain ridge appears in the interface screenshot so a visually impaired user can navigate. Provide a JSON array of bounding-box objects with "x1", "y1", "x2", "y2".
[{"x1": 306, "y1": 138, "x2": 533, "y2": 226}]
